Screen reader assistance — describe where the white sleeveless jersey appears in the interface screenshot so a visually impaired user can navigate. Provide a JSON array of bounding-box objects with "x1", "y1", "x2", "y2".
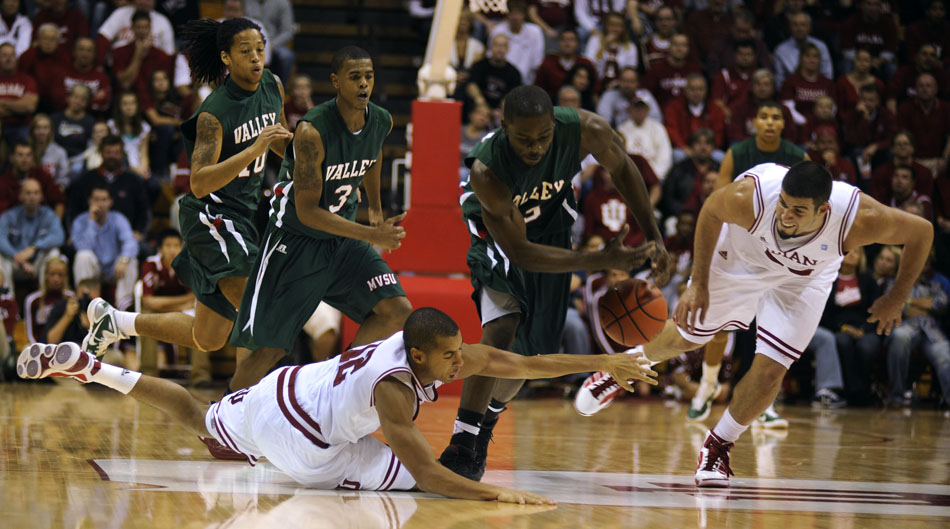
[
  {"x1": 275, "y1": 331, "x2": 439, "y2": 447},
  {"x1": 715, "y1": 163, "x2": 861, "y2": 285}
]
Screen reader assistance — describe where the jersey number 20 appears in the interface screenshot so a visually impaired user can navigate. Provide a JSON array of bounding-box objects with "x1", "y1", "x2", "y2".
[{"x1": 238, "y1": 152, "x2": 268, "y2": 178}]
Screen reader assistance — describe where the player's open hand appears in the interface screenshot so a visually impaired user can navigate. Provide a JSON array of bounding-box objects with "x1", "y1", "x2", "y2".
[
  {"x1": 601, "y1": 225, "x2": 656, "y2": 271},
  {"x1": 372, "y1": 212, "x2": 407, "y2": 251},
  {"x1": 251, "y1": 124, "x2": 293, "y2": 157},
  {"x1": 495, "y1": 488, "x2": 557, "y2": 505},
  {"x1": 603, "y1": 350, "x2": 658, "y2": 392},
  {"x1": 867, "y1": 291, "x2": 904, "y2": 336},
  {"x1": 674, "y1": 282, "x2": 708, "y2": 335}
]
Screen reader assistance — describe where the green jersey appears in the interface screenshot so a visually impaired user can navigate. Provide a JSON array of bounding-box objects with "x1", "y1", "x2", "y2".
[
  {"x1": 271, "y1": 99, "x2": 392, "y2": 239},
  {"x1": 461, "y1": 106, "x2": 582, "y2": 240},
  {"x1": 180, "y1": 69, "x2": 283, "y2": 214},
  {"x1": 730, "y1": 138, "x2": 805, "y2": 178}
]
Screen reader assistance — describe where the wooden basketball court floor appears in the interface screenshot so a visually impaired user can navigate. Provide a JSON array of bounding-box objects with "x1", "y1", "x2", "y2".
[{"x1": 1, "y1": 381, "x2": 948, "y2": 529}]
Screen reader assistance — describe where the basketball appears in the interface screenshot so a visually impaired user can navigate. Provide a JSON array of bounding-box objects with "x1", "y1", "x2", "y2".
[{"x1": 598, "y1": 278, "x2": 668, "y2": 347}]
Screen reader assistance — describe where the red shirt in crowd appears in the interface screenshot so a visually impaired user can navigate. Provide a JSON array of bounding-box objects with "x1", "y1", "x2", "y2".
[
  {"x1": 141, "y1": 254, "x2": 190, "y2": 298},
  {"x1": 897, "y1": 98, "x2": 950, "y2": 159},
  {"x1": 0, "y1": 70, "x2": 38, "y2": 128},
  {"x1": 284, "y1": 97, "x2": 310, "y2": 132},
  {"x1": 808, "y1": 148, "x2": 858, "y2": 185},
  {"x1": 887, "y1": 65, "x2": 950, "y2": 103},
  {"x1": 111, "y1": 42, "x2": 174, "y2": 102},
  {"x1": 840, "y1": 12, "x2": 898, "y2": 58},
  {"x1": 50, "y1": 66, "x2": 112, "y2": 113},
  {"x1": 843, "y1": 105, "x2": 896, "y2": 152},
  {"x1": 17, "y1": 46, "x2": 69, "y2": 106},
  {"x1": 870, "y1": 161, "x2": 934, "y2": 204},
  {"x1": 835, "y1": 76, "x2": 885, "y2": 119},
  {"x1": 683, "y1": 8, "x2": 732, "y2": 57},
  {"x1": 583, "y1": 155, "x2": 659, "y2": 248},
  {"x1": 534, "y1": 54, "x2": 598, "y2": 101},
  {"x1": 779, "y1": 73, "x2": 836, "y2": 120},
  {"x1": 32, "y1": 6, "x2": 89, "y2": 51},
  {"x1": 663, "y1": 98, "x2": 726, "y2": 150},
  {"x1": 710, "y1": 66, "x2": 751, "y2": 108},
  {"x1": 799, "y1": 116, "x2": 841, "y2": 147},
  {"x1": 643, "y1": 59, "x2": 702, "y2": 109},
  {"x1": 0, "y1": 167, "x2": 66, "y2": 213}
]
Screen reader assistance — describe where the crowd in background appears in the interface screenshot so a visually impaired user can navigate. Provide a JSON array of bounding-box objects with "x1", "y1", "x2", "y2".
[{"x1": 444, "y1": 0, "x2": 950, "y2": 410}]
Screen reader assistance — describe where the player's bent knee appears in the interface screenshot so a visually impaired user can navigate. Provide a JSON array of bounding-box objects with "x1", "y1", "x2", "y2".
[{"x1": 193, "y1": 327, "x2": 229, "y2": 353}]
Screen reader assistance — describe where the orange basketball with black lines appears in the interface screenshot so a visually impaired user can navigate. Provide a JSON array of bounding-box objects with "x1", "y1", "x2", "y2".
[{"x1": 598, "y1": 278, "x2": 667, "y2": 347}]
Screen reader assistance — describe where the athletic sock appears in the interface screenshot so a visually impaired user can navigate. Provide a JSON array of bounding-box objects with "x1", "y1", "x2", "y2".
[
  {"x1": 89, "y1": 360, "x2": 141, "y2": 394},
  {"x1": 115, "y1": 311, "x2": 139, "y2": 337},
  {"x1": 712, "y1": 408, "x2": 749, "y2": 443},
  {"x1": 480, "y1": 398, "x2": 508, "y2": 434},
  {"x1": 701, "y1": 362, "x2": 721, "y2": 386},
  {"x1": 450, "y1": 408, "x2": 483, "y2": 449}
]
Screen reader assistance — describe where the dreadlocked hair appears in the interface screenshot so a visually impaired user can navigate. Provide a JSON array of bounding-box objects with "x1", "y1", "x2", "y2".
[{"x1": 180, "y1": 17, "x2": 263, "y2": 85}]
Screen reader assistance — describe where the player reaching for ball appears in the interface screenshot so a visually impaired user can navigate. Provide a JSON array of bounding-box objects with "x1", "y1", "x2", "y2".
[
  {"x1": 440, "y1": 85, "x2": 673, "y2": 481},
  {"x1": 574, "y1": 161, "x2": 933, "y2": 487}
]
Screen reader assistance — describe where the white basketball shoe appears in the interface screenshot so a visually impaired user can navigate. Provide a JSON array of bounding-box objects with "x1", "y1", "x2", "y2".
[
  {"x1": 695, "y1": 430, "x2": 734, "y2": 487},
  {"x1": 17, "y1": 342, "x2": 99, "y2": 382}
]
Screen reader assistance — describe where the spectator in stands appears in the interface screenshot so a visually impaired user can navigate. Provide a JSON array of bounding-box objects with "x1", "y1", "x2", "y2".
[
  {"x1": 596, "y1": 66, "x2": 660, "y2": 128},
  {"x1": 140, "y1": 229, "x2": 206, "y2": 384},
  {"x1": 773, "y1": 11, "x2": 833, "y2": 88},
  {"x1": 24, "y1": 255, "x2": 71, "y2": 344},
  {"x1": 565, "y1": 62, "x2": 597, "y2": 111},
  {"x1": 779, "y1": 41, "x2": 835, "y2": 126},
  {"x1": 68, "y1": 135, "x2": 151, "y2": 244},
  {"x1": 726, "y1": 69, "x2": 797, "y2": 145},
  {"x1": 888, "y1": 165, "x2": 933, "y2": 219},
  {"x1": 42, "y1": 277, "x2": 101, "y2": 351},
  {"x1": 840, "y1": 0, "x2": 898, "y2": 78},
  {"x1": 574, "y1": 0, "x2": 625, "y2": 43},
  {"x1": 643, "y1": 33, "x2": 702, "y2": 109},
  {"x1": 836, "y1": 48, "x2": 885, "y2": 120},
  {"x1": 97, "y1": 0, "x2": 175, "y2": 62},
  {"x1": 0, "y1": 42, "x2": 37, "y2": 146},
  {"x1": 720, "y1": 100, "x2": 807, "y2": 181},
  {"x1": 30, "y1": 113, "x2": 70, "y2": 190},
  {"x1": 143, "y1": 69, "x2": 188, "y2": 180},
  {"x1": 683, "y1": 0, "x2": 731, "y2": 59},
  {"x1": 17, "y1": 23, "x2": 68, "y2": 114},
  {"x1": 811, "y1": 127, "x2": 857, "y2": 185},
  {"x1": 51, "y1": 37, "x2": 112, "y2": 114},
  {"x1": 71, "y1": 184, "x2": 139, "y2": 311},
  {"x1": 617, "y1": 98, "x2": 672, "y2": 180},
  {"x1": 705, "y1": 7, "x2": 770, "y2": 76},
  {"x1": 0, "y1": 178, "x2": 64, "y2": 298},
  {"x1": 0, "y1": 0, "x2": 30, "y2": 58},
  {"x1": 582, "y1": 159, "x2": 660, "y2": 250},
  {"x1": 0, "y1": 141, "x2": 65, "y2": 216},
  {"x1": 885, "y1": 248, "x2": 950, "y2": 408},
  {"x1": 843, "y1": 83, "x2": 895, "y2": 178},
  {"x1": 584, "y1": 11, "x2": 638, "y2": 90},
  {"x1": 459, "y1": 103, "x2": 491, "y2": 180},
  {"x1": 871, "y1": 131, "x2": 934, "y2": 202},
  {"x1": 32, "y1": 0, "x2": 89, "y2": 52},
  {"x1": 680, "y1": 168, "x2": 717, "y2": 221},
  {"x1": 556, "y1": 85, "x2": 580, "y2": 108},
  {"x1": 897, "y1": 73, "x2": 950, "y2": 176},
  {"x1": 243, "y1": 0, "x2": 296, "y2": 83},
  {"x1": 887, "y1": 44, "x2": 950, "y2": 114},
  {"x1": 664, "y1": 74, "x2": 725, "y2": 163},
  {"x1": 660, "y1": 128, "x2": 719, "y2": 222},
  {"x1": 466, "y1": 34, "x2": 522, "y2": 118},
  {"x1": 710, "y1": 40, "x2": 756, "y2": 121},
  {"x1": 284, "y1": 74, "x2": 313, "y2": 132},
  {"x1": 108, "y1": 91, "x2": 151, "y2": 179},
  {"x1": 0, "y1": 267, "x2": 16, "y2": 376},
  {"x1": 450, "y1": 9, "x2": 484, "y2": 90},
  {"x1": 528, "y1": 0, "x2": 573, "y2": 49},
  {"x1": 51, "y1": 83, "x2": 95, "y2": 174},
  {"x1": 113, "y1": 10, "x2": 174, "y2": 102},
  {"x1": 643, "y1": 5, "x2": 678, "y2": 67},
  {"x1": 798, "y1": 95, "x2": 839, "y2": 151},
  {"x1": 762, "y1": 0, "x2": 807, "y2": 50},
  {"x1": 534, "y1": 28, "x2": 595, "y2": 101},
  {"x1": 808, "y1": 325, "x2": 848, "y2": 408},
  {"x1": 904, "y1": 0, "x2": 950, "y2": 67},
  {"x1": 491, "y1": 0, "x2": 545, "y2": 85},
  {"x1": 79, "y1": 120, "x2": 109, "y2": 173}
]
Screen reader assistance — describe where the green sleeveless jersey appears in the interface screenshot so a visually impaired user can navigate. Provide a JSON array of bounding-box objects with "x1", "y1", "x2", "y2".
[
  {"x1": 730, "y1": 138, "x2": 805, "y2": 178},
  {"x1": 461, "y1": 106, "x2": 581, "y2": 240},
  {"x1": 180, "y1": 69, "x2": 283, "y2": 214},
  {"x1": 271, "y1": 98, "x2": 392, "y2": 239}
]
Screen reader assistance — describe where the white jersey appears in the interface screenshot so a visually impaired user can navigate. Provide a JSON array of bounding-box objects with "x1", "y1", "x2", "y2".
[{"x1": 716, "y1": 162, "x2": 860, "y2": 285}]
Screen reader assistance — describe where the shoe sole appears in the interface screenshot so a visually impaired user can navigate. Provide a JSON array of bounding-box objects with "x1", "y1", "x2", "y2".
[
  {"x1": 695, "y1": 477, "x2": 730, "y2": 487},
  {"x1": 17, "y1": 343, "x2": 76, "y2": 379}
]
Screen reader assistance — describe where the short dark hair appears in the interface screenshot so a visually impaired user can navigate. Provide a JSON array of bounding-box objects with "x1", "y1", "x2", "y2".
[
  {"x1": 782, "y1": 161, "x2": 833, "y2": 208},
  {"x1": 688, "y1": 128, "x2": 715, "y2": 146},
  {"x1": 331, "y1": 45, "x2": 371, "y2": 75},
  {"x1": 403, "y1": 308, "x2": 459, "y2": 353},
  {"x1": 558, "y1": 27, "x2": 578, "y2": 39},
  {"x1": 131, "y1": 9, "x2": 150, "y2": 24},
  {"x1": 12, "y1": 139, "x2": 32, "y2": 152},
  {"x1": 101, "y1": 134, "x2": 124, "y2": 150},
  {"x1": 893, "y1": 164, "x2": 916, "y2": 179},
  {"x1": 734, "y1": 39, "x2": 756, "y2": 53},
  {"x1": 158, "y1": 228, "x2": 183, "y2": 245},
  {"x1": 859, "y1": 82, "x2": 881, "y2": 97},
  {"x1": 755, "y1": 99, "x2": 783, "y2": 115},
  {"x1": 89, "y1": 183, "x2": 111, "y2": 199},
  {"x1": 503, "y1": 85, "x2": 554, "y2": 122}
]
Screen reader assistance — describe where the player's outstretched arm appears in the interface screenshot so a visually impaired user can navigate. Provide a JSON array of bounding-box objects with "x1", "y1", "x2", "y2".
[
  {"x1": 578, "y1": 109, "x2": 673, "y2": 284},
  {"x1": 189, "y1": 112, "x2": 293, "y2": 198},
  {"x1": 293, "y1": 122, "x2": 406, "y2": 250},
  {"x1": 374, "y1": 379, "x2": 556, "y2": 505},
  {"x1": 471, "y1": 161, "x2": 655, "y2": 273},
  {"x1": 458, "y1": 343, "x2": 658, "y2": 391},
  {"x1": 844, "y1": 194, "x2": 935, "y2": 335}
]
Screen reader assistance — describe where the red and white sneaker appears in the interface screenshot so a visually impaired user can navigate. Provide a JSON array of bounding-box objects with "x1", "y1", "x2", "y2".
[
  {"x1": 574, "y1": 371, "x2": 623, "y2": 416},
  {"x1": 695, "y1": 431, "x2": 735, "y2": 487},
  {"x1": 17, "y1": 343, "x2": 99, "y2": 382}
]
